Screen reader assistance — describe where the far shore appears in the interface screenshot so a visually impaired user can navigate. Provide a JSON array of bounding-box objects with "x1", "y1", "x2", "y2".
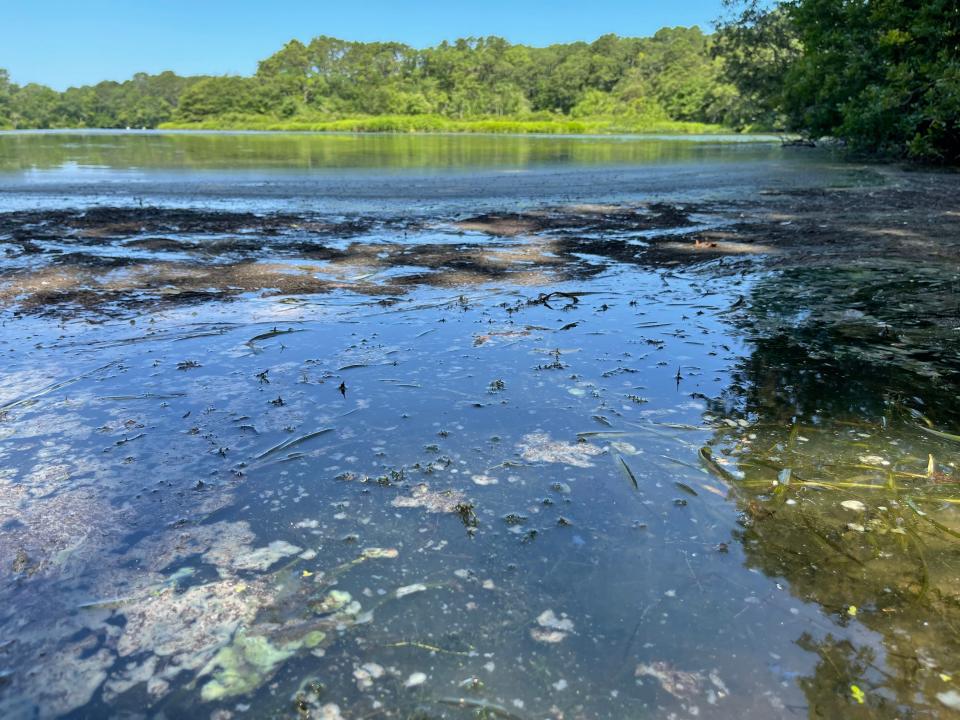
[
  {"x1": 0, "y1": 124, "x2": 788, "y2": 143},
  {"x1": 155, "y1": 114, "x2": 737, "y2": 136}
]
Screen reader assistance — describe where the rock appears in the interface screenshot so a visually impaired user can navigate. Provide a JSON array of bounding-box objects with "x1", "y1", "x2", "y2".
[
  {"x1": 840, "y1": 500, "x2": 866, "y2": 512},
  {"x1": 404, "y1": 672, "x2": 427, "y2": 688}
]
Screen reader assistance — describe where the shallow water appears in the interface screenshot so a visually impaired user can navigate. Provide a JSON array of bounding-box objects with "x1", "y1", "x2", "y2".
[
  {"x1": 0, "y1": 130, "x2": 783, "y2": 172},
  {"x1": 0, "y1": 130, "x2": 867, "y2": 214},
  {"x1": 1, "y1": 132, "x2": 959, "y2": 719}
]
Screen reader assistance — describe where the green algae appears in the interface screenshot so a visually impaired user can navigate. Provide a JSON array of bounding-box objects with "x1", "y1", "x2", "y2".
[{"x1": 201, "y1": 632, "x2": 300, "y2": 701}]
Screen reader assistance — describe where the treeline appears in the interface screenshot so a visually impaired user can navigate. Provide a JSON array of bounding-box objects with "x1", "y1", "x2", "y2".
[
  {"x1": 0, "y1": 70, "x2": 204, "y2": 130},
  {"x1": 3, "y1": 2, "x2": 957, "y2": 161},
  {"x1": 716, "y1": 0, "x2": 960, "y2": 162},
  {"x1": 0, "y1": 28, "x2": 745, "y2": 132}
]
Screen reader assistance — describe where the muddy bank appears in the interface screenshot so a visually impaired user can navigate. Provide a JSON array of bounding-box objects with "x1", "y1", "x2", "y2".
[{"x1": 2, "y1": 170, "x2": 959, "y2": 316}]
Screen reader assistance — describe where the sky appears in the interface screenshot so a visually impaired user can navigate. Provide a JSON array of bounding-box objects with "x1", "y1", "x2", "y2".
[{"x1": 3, "y1": 0, "x2": 728, "y2": 90}]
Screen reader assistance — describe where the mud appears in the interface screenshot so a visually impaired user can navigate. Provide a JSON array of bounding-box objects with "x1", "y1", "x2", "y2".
[{"x1": 3, "y1": 170, "x2": 958, "y2": 317}]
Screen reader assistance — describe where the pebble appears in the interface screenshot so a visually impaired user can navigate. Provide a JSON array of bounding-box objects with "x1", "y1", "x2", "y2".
[
  {"x1": 404, "y1": 672, "x2": 427, "y2": 688},
  {"x1": 841, "y1": 500, "x2": 866, "y2": 512}
]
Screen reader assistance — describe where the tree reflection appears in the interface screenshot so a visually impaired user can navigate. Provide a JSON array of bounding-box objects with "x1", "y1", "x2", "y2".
[{"x1": 706, "y1": 264, "x2": 960, "y2": 718}]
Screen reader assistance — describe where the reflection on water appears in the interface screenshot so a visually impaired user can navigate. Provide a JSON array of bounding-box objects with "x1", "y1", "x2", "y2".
[
  {"x1": 0, "y1": 130, "x2": 783, "y2": 173},
  {"x1": 705, "y1": 263, "x2": 960, "y2": 718},
  {"x1": 3, "y1": 270, "x2": 788, "y2": 719}
]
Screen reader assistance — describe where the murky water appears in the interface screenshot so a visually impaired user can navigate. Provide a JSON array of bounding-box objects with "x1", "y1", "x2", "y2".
[{"x1": 1, "y1": 132, "x2": 959, "y2": 719}]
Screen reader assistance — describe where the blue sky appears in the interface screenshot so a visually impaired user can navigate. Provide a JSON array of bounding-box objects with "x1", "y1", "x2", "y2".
[{"x1": 4, "y1": 1, "x2": 727, "y2": 90}]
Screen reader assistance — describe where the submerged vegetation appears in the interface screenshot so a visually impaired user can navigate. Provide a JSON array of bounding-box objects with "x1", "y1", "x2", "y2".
[{"x1": 704, "y1": 263, "x2": 960, "y2": 716}]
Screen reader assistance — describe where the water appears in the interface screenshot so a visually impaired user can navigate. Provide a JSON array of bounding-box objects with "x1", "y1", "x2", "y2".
[
  {"x1": 0, "y1": 131, "x2": 958, "y2": 719},
  {"x1": 0, "y1": 130, "x2": 783, "y2": 172},
  {"x1": 0, "y1": 130, "x2": 851, "y2": 213}
]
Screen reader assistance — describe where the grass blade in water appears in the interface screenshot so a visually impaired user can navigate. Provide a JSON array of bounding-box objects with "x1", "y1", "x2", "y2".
[
  {"x1": 246, "y1": 327, "x2": 305, "y2": 346},
  {"x1": 698, "y1": 446, "x2": 738, "y2": 483},
  {"x1": 256, "y1": 428, "x2": 334, "y2": 461},
  {"x1": 917, "y1": 425, "x2": 960, "y2": 443},
  {"x1": 1, "y1": 361, "x2": 118, "y2": 411},
  {"x1": 437, "y1": 697, "x2": 526, "y2": 720},
  {"x1": 906, "y1": 498, "x2": 960, "y2": 540},
  {"x1": 617, "y1": 455, "x2": 639, "y2": 489}
]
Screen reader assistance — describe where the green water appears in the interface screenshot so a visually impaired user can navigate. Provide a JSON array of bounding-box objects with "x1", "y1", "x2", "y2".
[{"x1": 0, "y1": 129, "x2": 782, "y2": 172}]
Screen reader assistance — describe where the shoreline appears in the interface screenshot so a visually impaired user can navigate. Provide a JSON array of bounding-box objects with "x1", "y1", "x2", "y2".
[
  {"x1": 2, "y1": 167, "x2": 956, "y2": 315},
  {"x1": 156, "y1": 118, "x2": 732, "y2": 135},
  {"x1": 0, "y1": 126, "x2": 780, "y2": 142}
]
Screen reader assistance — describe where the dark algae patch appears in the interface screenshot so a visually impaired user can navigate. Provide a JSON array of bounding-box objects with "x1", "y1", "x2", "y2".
[{"x1": 1, "y1": 134, "x2": 960, "y2": 718}]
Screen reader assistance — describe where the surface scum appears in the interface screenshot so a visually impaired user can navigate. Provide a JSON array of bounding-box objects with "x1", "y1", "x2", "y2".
[{"x1": 1, "y1": 137, "x2": 960, "y2": 719}]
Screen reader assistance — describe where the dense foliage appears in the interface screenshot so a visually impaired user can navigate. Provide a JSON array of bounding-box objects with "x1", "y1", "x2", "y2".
[
  {"x1": 0, "y1": 71, "x2": 204, "y2": 129},
  {"x1": 717, "y1": 0, "x2": 960, "y2": 162},
  {"x1": 3, "y1": 3, "x2": 957, "y2": 159},
  {"x1": 0, "y1": 28, "x2": 742, "y2": 132}
]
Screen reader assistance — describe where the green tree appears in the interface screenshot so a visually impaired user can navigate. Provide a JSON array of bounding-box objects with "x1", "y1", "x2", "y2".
[
  {"x1": 256, "y1": 39, "x2": 314, "y2": 105},
  {"x1": 718, "y1": 0, "x2": 960, "y2": 161},
  {"x1": 11, "y1": 83, "x2": 60, "y2": 128},
  {"x1": 177, "y1": 76, "x2": 264, "y2": 121},
  {"x1": 713, "y1": 1, "x2": 800, "y2": 128},
  {"x1": 0, "y1": 69, "x2": 14, "y2": 127},
  {"x1": 0, "y1": 30, "x2": 765, "y2": 131},
  {"x1": 620, "y1": 27, "x2": 732, "y2": 122}
]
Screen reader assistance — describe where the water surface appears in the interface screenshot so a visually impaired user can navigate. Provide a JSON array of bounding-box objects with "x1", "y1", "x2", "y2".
[
  {"x1": 0, "y1": 130, "x2": 856, "y2": 213},
  {"x1": 0, "y1": 132, "x2": 958, "y2": 720}
]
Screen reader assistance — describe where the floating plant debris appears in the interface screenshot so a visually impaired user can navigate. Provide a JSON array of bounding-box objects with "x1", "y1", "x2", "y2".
[
  {"x1": 390, "y1": 484, "x2": 467, "y2": 513},
  {"x1": 517, "y1": 433, "x2": 603, "y2": 467}
]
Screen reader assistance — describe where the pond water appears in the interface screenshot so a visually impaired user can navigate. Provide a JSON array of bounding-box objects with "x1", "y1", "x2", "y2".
[
  {"x1": 0, "y1": 132, "x2": 958, "y2": 720},
  {"x1": 0, "y1": 130, "x2": 783, "y2": 171},
  {"x1": 0, "y1": 130, "x2": 848, "y2": 213}
]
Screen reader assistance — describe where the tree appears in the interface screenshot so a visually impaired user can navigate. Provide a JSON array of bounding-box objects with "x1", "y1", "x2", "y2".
[
  {"x1": 717, "y1": 0, "x2": 960, "y2": 161},
  {"x1": 11, "y1": 83, "x2": 60, "y2": 128},
  {"x1": 0, "y1": 30, "x2": 767, "y2": 131},
  {"x1": 713, "y1": 1, "x2": 800, "y2": 129},
  {"x1": 619, "y1": 27, "x2": 730, "y2": 122},
  {"x1": 176, "y1": 76, "x2": 264, "y2": 121},
  {"x1": 256, "y1": 39, "x2": 315, "y2": 108},
  {"x1": 0, "y1": 69, "x2": 14, "y2": 127}
]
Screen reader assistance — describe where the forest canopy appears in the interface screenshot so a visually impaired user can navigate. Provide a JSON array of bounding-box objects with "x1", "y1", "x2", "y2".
[
  {"x1": 0, "y1": 28, "x2": 743, "y2": 132},
  {"x1": 715, "y1": 0, "x2": 960, "y2": 162}
]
